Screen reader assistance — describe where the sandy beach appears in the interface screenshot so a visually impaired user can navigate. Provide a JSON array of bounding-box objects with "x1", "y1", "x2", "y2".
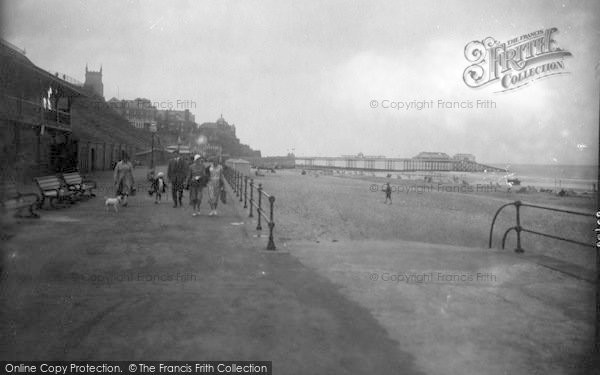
[{"x1": 250, "y1": 168, "x2": 597, "y2": 271}]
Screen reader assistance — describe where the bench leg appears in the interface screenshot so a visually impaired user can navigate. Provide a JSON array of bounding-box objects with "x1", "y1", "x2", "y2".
[
  {"x1": 39, "y1": 196, "x2": 55, "y2": 210},
  {"x1": 50, "y1": 197, "x2": 59, "y2": 209},
  {"x1": 28, "y1": 204, "x2": 40, "y2": 218}
]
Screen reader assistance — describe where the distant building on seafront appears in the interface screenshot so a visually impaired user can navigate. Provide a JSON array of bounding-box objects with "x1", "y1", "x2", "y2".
[
  {"x1": 84, "y1": 64, "x2": 103, "y2": 98},
  {"x1": 156, "y1": 109, "x2": 195, "y2": 133},
  {"x1": 108, "y1": 97, "x2": 157, "y2": 130},
  {"x1": 413, "y1": 151, "x2": 451, "y2": 160},
  {"x1": 341, "y1": 153, "x2": 386, "y2": 159},
  {"x1": 452, "y1": 153, "x2": 476, "y2": 162},
  {"x1": 296, "y1": 152, "x2": 504, "y2": 172},
  {"x1": 195, "y1": 115, "x2": 259, "y2": 158},
  {"x1": 107, "y1": 97, "x2": 196, "y2": 135}
]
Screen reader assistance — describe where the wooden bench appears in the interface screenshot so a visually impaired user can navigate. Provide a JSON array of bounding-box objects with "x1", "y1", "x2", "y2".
[
  {"x1": 0, "y1": 182, "x2": 39, "y2": 218},
  {"x1": 34, "y1": 175, "x2": 76, "y2": 209},
  {"x1": 62, "y1": 172, "x2": 96, "y2": 198}
]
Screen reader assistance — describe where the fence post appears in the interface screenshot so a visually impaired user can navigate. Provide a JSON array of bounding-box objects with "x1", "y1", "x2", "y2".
[
  {"x1": 249, "y1": 179, "x2": 254, "y2": 218},
  {"x1": 514, "y1": 201, "x2": 524, "y2": 253},
  {"x1": 244, "y1": 176, "x2": 248, "y2": 208},
  {"x1": 239, "y1": 172, "x2": 243, "y2": 202},
  {"x1": 267, "y1": 196, "x2": 276, "y2": 250},
  {"x1": 256, "y1": 183, "x2": 263, "y2": 231}
]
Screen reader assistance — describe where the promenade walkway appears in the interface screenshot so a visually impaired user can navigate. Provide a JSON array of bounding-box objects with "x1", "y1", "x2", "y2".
[
  {"x1": 0, "y1": 168, "x2": 421, "y2": 374},
  {"x1": 1, "y1": 167, "x2": 597, "y2": 374}
]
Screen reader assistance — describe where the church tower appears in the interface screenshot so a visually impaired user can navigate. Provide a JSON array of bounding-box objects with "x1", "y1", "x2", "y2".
[{"x1": 84, "y1": 64, "x2": 104, "y2": 98}]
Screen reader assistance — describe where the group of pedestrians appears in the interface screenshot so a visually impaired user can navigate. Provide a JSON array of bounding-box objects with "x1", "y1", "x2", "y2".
[
  {"x1": 112, "y1": 150, "x2": 225, "y2": 216},
  {"x1": 165, "y1": 150, "x2": 224, "y2": 216}
]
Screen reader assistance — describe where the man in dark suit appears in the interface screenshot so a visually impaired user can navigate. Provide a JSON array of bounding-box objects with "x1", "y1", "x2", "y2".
[{"x1": 167, "y1": 150, "x2": 188, "y2": 207}]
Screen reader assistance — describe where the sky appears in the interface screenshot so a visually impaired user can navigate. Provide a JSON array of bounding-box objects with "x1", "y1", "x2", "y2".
[{"x1": 2, "y1": 0, "x2": 599, "y2": 164}]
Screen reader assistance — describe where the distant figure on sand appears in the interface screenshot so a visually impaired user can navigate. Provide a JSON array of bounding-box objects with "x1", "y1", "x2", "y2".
[
  {"x1": 113, "y1": 153, "x2": 134, "y2": 207},
  {"x1": 167, "y1": 150, "x2": 188, "y2": 208},
  {"x1": 384, "y1": 182, "x2": 392, "y2": 205},
  {"x1": 207, "y1": 158, "x2": 224, "y2": 216},
  {"x1": 187, "y1": 154, "x2": 208, "y2": 216}
]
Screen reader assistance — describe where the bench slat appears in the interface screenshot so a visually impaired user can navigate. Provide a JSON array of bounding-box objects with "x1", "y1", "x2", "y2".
[{"x1": 35, "y1": 176, "x2": 62, "y2": 191}]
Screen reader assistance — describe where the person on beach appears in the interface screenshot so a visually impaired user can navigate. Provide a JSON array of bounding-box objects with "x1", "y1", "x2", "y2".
[
  {"x1": 113, "y1": 153, "x2": 135, "y2": 207},
  {"x1": 167, "y1": 150, "x2": 188, "y2": 208},
  {"x1": 384, "y1": 182, "x2": 392, "y2": 204},
  {"x1": 187, "y1": 154, "x2": 208, "y2": 216},
  {"x1": 207, "y1": 158, "x2": 224, "y2": 216}
]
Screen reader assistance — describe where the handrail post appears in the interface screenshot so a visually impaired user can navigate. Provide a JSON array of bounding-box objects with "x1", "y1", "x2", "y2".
[
  {"x1": 244, "y1": 176, "x2": 248, "y2": 208},
  {"x1": 514, "y1": 200, "x2": 524, "y2": 253},
  {"x1": 489, "y1": 201, "x2": 516, "y2": 249},
  {"x1": 235, "y1": 171, "x2": 239, "y2": 196},
  {"x1": 249, "y1": 178, "x2": 254, "y2": 218},
  {"x1": 233, "y1": 170, "x2": 237, "y2": 194},
  {"x1": 256, "y1": 183, "x2": 263, "y2": 231},
  {"x1": 267, "y1": 196, "x2": 276, "y2": 250},
  {"x1": 239, "y1": 172, "x2": 245, "y2": 202}
]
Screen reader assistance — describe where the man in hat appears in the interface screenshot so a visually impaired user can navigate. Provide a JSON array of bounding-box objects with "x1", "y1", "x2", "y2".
[
  {"x1": 187, "y1": 154, "x2": 208, "y2": 216},
  {"x1": 167, "y1": 150, "x2": 187, "y2": 207}
]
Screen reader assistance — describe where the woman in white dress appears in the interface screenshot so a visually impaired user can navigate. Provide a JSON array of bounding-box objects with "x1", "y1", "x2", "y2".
[{"x1": 206, "y1": 158, "x2": 223, "y2": 216}]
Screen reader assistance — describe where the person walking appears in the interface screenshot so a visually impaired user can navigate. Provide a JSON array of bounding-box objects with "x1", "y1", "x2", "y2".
[
  {"x1": 167, "y1": 150, "x2": 187, "y2": 208},
  {"x1": 113, "y1": 153, "x2": 135, "y2": 207},
  {"x1": 384, "y1": 182, "x2": 392, "y2": 205},
  {"x1": 151, "y1": 172, "x2": 167, "y2": 204},
  {"x1": 187, "y1": 154, "x2": 208, "y2": 216},
  {"x1": 206, "y1": 158, "x2": 224, "y2": 216}
]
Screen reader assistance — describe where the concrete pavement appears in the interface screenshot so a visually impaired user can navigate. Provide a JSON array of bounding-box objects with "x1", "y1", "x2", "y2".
[
  {"x1": 1, "y1": 168, "x2": 597, "y2": 374},
  {"x1": 0, "y1": 169, "x2": 421, "y2": 374},
  {"x1": 287, "y1": 239, "x2": 597, "y2": 375}
]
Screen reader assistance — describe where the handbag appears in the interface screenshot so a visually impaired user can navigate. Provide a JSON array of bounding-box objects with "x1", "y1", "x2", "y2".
[{"x1": 220, "y1": 186, "x2": 227, "y2": 204}]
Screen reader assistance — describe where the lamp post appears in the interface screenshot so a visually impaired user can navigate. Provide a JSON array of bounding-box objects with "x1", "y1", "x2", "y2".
[{"x1": 150, "y1": 122, "x2": 157, "y2": 170}]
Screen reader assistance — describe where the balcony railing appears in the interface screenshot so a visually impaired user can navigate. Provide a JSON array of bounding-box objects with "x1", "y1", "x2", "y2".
[{"x1": 1, "y1": 94, "x2": 71, "y2": 131}]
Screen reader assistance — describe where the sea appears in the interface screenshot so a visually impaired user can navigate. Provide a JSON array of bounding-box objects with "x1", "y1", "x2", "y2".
[{"x1": 490, "y1": 164, "x2": 598, "y2": 191}]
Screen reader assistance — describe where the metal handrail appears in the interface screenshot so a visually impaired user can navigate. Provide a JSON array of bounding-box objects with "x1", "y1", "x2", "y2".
[
  {"x1": 489, "y1": 200, "x2": 595, "y2": 252},
  {"x1": 223, "y1": 166, "x2": 276, "y2": 250}
]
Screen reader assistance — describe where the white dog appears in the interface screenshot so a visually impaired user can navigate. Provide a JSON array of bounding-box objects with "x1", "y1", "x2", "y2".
[{"x1": 104, "y1": 196, "x2": 122, "y2": 212}]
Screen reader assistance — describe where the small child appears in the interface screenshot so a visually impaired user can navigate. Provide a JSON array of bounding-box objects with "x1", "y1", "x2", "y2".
[{"x1": 152, "y1": 172, "x2": 167, "y2": 204}]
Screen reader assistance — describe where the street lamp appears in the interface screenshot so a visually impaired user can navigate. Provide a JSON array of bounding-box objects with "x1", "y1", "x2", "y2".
[{"x1": 150, "y1": 122, "x2": 157, "y2": 170}]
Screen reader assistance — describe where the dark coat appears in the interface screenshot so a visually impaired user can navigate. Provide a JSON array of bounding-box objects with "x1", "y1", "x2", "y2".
[
  {"x1": 151, "y1": 177, "x2": 167, "y2": 194},
  {"x1": 167, "y1": 157, "x2": 188, "y2": 184}
]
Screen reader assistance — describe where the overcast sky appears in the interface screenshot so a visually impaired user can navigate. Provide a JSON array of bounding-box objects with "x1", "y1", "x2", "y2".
[{"x1": 2, "y1": 0, "x2": 599, "y2": 164}]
